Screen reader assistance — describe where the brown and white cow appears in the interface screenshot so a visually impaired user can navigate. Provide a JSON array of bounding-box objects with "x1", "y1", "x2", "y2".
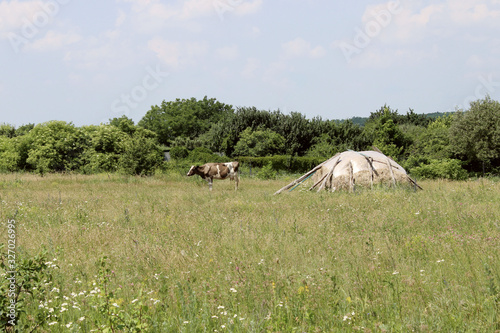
[{"x1": 187, "y1": 161, "x2": 239, "y2": 191}]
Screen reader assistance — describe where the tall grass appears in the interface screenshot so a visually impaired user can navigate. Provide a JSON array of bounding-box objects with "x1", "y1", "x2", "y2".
[{"x1": 1, "y1": 173, "x2": 499, "y2": 331}]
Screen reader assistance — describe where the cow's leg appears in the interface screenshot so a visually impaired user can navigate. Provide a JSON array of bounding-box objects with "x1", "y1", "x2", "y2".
[
  {"x1": 234, "y1": 172, "x2": 239, "y2": 190},
  {"x1": 208, "y1": 177, "x2": 213, "y2": 191}
]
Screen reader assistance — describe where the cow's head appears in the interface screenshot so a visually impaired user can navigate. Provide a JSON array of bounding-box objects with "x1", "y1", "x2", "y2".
[{"x1": 187, "y1": 165, "x2": 197, "y2": 176}]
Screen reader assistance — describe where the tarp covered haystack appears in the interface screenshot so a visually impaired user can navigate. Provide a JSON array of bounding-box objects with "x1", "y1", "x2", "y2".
[{"x1": 274, "y1": 150, "x2": 421, "y2": 195}]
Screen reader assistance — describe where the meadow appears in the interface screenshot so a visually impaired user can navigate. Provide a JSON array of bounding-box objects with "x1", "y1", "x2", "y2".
[{"x1": 0, "y1": 172, "x2": 499, "y2": 332}]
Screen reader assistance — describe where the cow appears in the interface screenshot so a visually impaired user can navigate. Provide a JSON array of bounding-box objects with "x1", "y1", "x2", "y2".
[{"x1": 187, "y1": 161, "x2": 239, "y2": 191}]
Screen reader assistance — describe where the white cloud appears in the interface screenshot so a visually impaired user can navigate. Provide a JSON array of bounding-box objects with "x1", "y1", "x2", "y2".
[
  {"x1": 282, "y1": 37, "x2": 326, "y2": 59},
  {"x1": 148, "y1": 37, "x2": 209, "y2": 69},
  {"x1": 26, "y1": 30, "x2": 81, "y2": 52},
  {"x1": 148, "y1": 38, "x2": 181, "y2": 68},
  {"x1": 215, "y1": 45, "x2": 239, "y2": 61},
  {"x1": 448, "y1": 0, "x2": 500, "y2": 24},
  {"x1": 383, "y1": 0, "x2": 500, "y2": 42},
  {"x1": 0, "y1": 0, "x2": 44, "y2": 38},
  {"x1": 335, "y1": 0, "x2": 500, "y2": 68},
  {"x1": 250, "y1": 26, "x2": 261, "y2": 38},
  {"x1": 241, "y1": 58, "x2": 260, "y2": 79},
  {"x1": 120, "y1": 0, "x2": 262, "y2": 30},
  {"x1": 178, "y1": 0, "x2": 216, "y2": 19},
  {"x1": 233, "y1": 0, "x2": 263, "y2": 16},
  {"x1": 263, "y1": 61, "x2": 291, "y2": 89},
  {"x1": 115, "y1": 9, "x2": 127, "y2": 27}
]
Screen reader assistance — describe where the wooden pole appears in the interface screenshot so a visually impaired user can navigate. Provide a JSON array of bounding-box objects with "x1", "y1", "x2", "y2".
[
  {"x1": 273, "y1": 153, "x2": 340, "y2": 195},
  {"x1": 386, "y1": 157, "x2": 396, "y2": 187}
]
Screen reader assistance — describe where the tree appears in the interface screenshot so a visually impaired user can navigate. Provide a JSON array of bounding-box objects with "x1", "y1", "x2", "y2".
[
  {"x1": 109, "y1": 116, "x2": 136, "y2": 136},
  {"x1": 138, "y1": 97, "x2": 233, "y2": 145},
  {"x1": 233, "y1": 127, "x2": 285, "y2": 157},
  {"x1": 449, "y1": 96, "x2": 500, "y2": 173},
  {"x1": 365, "y1": 106, "x2": 412, "y2": 159},
  {"x1": 117, "y1": 128, "x2": 164, "y2": 175},
  {"x1": 412, "y1": 115, "x2": 453, "y2": 160},
  {"x1": 0, "y1": 123, "x2": 15, "y2": 138},
  {"x1": 273, "y1": 111, "x2": 317, "y2": 156},
  {"x1": 0, "y1": 137, "x2": 20, "y2": 172},
  {"x1": 306, "y1": 120, "x2": 369, "y2": 158},
  {"x1": 25, "y1": 121, "x2": 86, "y2": 174},
  {"x1": 15, "y1": 123, "x2": 34, "y2": 137},
  {"x1": 79, "y1": 125, "x2": 129, "y2": 173}
]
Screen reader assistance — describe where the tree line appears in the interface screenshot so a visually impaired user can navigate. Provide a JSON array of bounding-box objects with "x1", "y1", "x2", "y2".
[{"x1": 1, "y1": 95, "x2": 499, "y2": 178}]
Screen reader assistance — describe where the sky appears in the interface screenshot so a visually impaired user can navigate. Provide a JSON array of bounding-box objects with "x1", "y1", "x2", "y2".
[{"x1": 1, "y1": 0, "x2": 500, "y2": 127}]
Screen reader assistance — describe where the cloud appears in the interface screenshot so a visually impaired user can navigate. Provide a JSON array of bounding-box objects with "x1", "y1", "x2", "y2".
[
  {"x1": 148, "y1": 38, "x2": 182, "y2": 68},
  {"x1": 447, "y1": 0, "x2": 500, "y2": 24},
  {"x1": 233, "y1": 0, "x2": 263, "y2": 16},
  {"x1": 282, "y1": 37, "x2": 326, "y2": 59},
  {"x1": 384, "y1": 0, "x2": 500, "y2": 42},
  {"x1": 215, "y1": 45, "x2": 239, "y2": 61},
  {"x1": 119, "y1": 0, "x2": 262, "y2": 30},
  {"x1": 26, "y1": 30, "x2": 81, "y2": 52},
  {"x1": 262, "y1": 61, "x2": 291, "y2": 89},
  {"x1": 148, "y1": 37, "x2": 209, "y2": 69},
  {"x1": 241, "y1": 57, "x2": 260, "y2": 79},
  {"x1": 0, "y1": 0, "x2": 44, "y2": 38},
  {"x1": 335, "y1": 0, "x2": 500, "y2": 68}
]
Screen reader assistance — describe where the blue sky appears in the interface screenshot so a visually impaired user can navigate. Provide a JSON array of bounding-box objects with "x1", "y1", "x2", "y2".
[{"x1": 1, "y1": 0, "x2": 500, "y2": 127}]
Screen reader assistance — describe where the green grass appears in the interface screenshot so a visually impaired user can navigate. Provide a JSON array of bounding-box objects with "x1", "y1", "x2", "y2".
[{"x1": 1, "y1": 173, "x2": 499, "y2": 332}]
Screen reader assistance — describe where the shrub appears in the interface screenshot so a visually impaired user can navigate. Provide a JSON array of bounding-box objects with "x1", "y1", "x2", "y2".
[
  {"x1": 170, "y1": 146, "x2": 189, "y2": 160},
  {"x1": 236, "y1": 155, "x2": 324, "y2": 174},
  {"x1": 26, "y1": 121, "x2": 86, "y2": 174},
  {"x1": 117, "y1": 129, "x2": 164, "y2": 175},
  {"x1": 0, "y1": 137, "x2": 20, "y2": 172},
  {"x1": 410, "y1": 159, "x2": 468, "y2": 180},
  {"x1": 187, "y1": 147, "x2": 225, "y2": 164},
  {"x1": 256, "y1": 162, "x2": 277, "y2": 179}
]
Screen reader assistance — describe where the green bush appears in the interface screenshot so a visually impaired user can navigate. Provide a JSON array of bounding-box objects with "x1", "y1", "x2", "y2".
[
  {"x1": 170, "y1": 146, "x2": 189, "y2": 160},
  {"x1": 117, "y1": 129, "x2": 164, "y2": 175},
  {"x1": 256, "y1": 162, "x2": 277, "y2": 179},
  {"x1": 410, "y1": 159, "x2": 468, "y2": 180},
  {"x1": 236, "y1": 155, "x2": 324, "y2": 174},
  {"x1": 187, "y1": 147, "x2": 225, "y2": 164},
  {"x1": 0, "y1": 137, "x2": 20, "y2": 172},
  {"x1": 26, "y1": 121, "x2": 86, "y2": 174}
]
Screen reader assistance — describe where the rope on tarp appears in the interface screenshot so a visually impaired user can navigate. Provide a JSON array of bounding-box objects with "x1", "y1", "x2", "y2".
[{"x1": 288, "y1": 170, "x2": 317, "y2": 192}]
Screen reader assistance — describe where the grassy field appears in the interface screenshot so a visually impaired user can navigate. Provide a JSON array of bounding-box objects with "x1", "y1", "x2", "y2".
[{"x1": 0, "y1": 173, "x2": 499, "y2": 332}]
